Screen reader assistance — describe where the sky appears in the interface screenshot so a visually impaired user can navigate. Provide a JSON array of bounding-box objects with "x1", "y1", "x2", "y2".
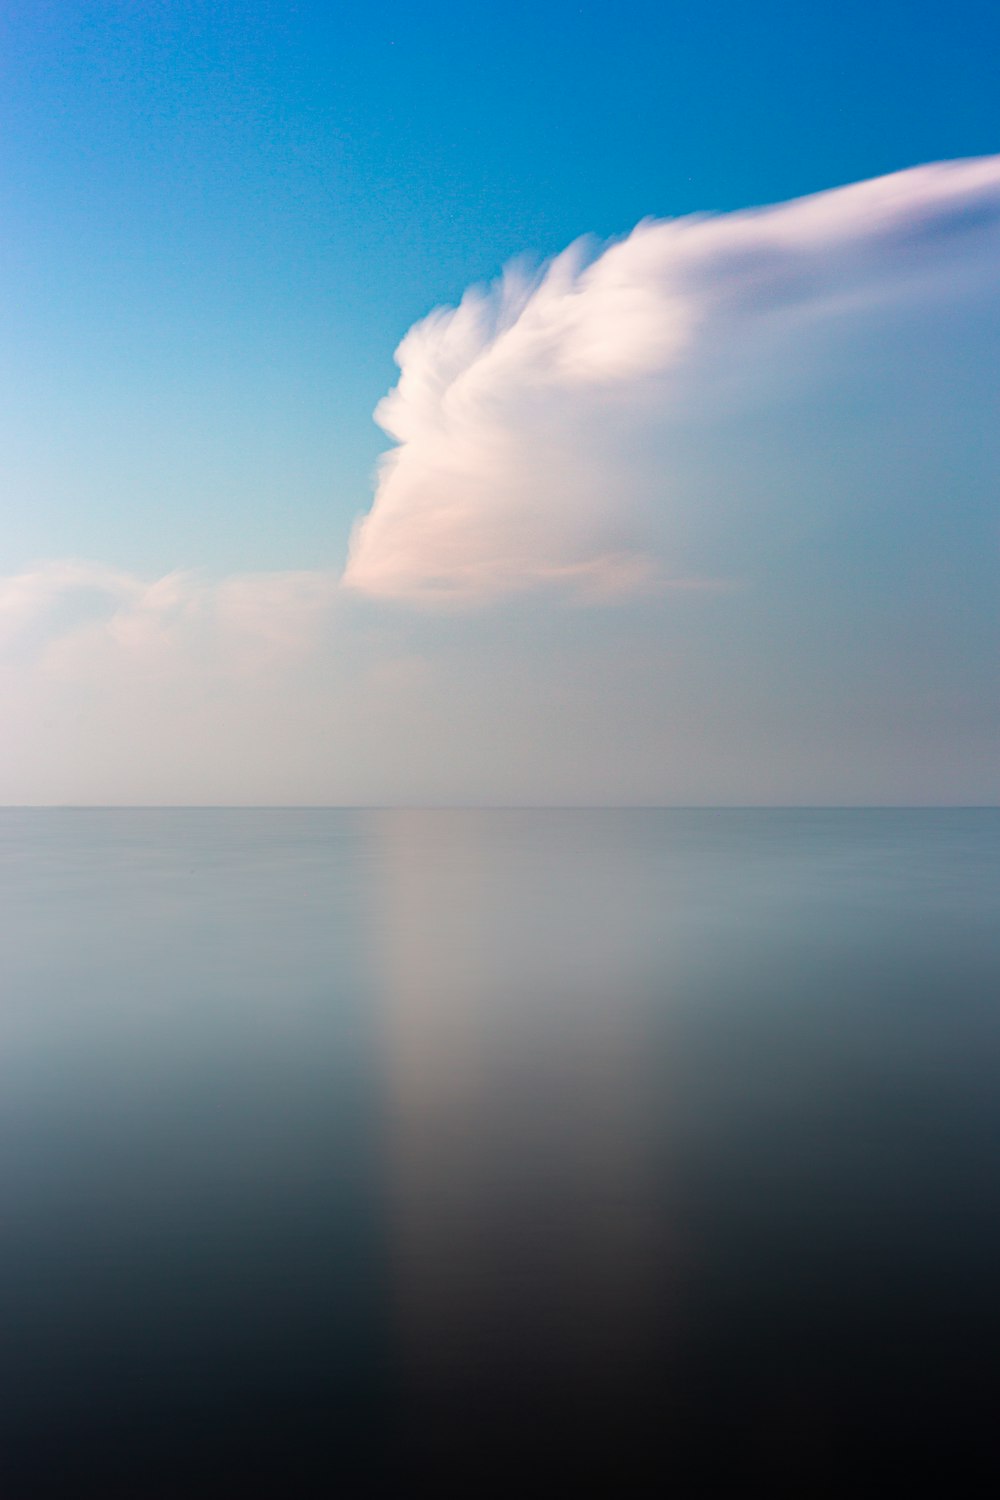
[{"x1": 1, "y1": 0, "x2": 998, "y2": 804}]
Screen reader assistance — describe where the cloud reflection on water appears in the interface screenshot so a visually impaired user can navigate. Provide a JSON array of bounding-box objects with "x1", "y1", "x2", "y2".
[{"x1": 364, "y1": 810, "x2": 672, "y2": 1461}]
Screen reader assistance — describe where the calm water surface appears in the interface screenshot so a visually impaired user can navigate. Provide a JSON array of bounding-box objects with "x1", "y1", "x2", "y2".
[{"x1": 1, "y1": 809, "x2": 998, "y2": 1495}]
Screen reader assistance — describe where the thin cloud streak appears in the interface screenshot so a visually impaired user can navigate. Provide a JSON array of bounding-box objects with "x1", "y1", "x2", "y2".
[{"x1": 0, "y1": 561, "x2": 341, "y2": 677}]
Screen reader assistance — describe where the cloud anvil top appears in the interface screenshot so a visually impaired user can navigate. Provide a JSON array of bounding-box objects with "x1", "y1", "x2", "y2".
[{"x1": 342, "y1": 156, "x2": 1000, "y2": 604}]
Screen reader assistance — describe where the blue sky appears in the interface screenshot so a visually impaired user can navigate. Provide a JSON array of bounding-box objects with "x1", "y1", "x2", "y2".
[
  {"x1": 1, "y1": 2, "x2": 998, "y2": 802},
  {"x1": 4, "y1": 0, "x2": 999, "y2": 574}
]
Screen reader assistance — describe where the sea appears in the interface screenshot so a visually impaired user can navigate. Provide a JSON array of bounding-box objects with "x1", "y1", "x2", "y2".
[{"x1": 1, "y1": 808, "x2": 998, "y2": 1495}]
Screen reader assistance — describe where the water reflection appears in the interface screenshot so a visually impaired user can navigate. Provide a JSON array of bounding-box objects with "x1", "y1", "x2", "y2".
[
  {"x1": 367, "y1": 812, "x2": 670, "y2": 1470},
  {"x1": 0, "y1": 810, "x2": 999, "y2": 1493}
]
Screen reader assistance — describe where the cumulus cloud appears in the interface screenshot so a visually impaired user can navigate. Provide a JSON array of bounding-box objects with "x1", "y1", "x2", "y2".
[
  {"x1": 3, "y1": 157, "x2": 998, "y2": 805},
  {"x1": 343, "y1": 155, "x2": 1000, "y2": 606}
]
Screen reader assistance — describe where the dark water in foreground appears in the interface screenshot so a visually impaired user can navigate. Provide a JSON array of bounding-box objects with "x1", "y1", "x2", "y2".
[{"x1": 1, "y1": 808, "x2": 998, "y2": 1495}]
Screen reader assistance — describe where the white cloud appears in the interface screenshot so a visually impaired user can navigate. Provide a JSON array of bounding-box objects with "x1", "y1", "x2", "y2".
[
  {"x1": 2, "y1": 159, "x2": 998, "y2": 805},
  {"x1": 343, "y1": 155, "x2": 1000, "y2": 606}
]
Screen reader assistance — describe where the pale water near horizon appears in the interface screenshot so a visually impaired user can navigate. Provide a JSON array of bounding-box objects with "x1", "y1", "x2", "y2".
[{"x1": 1, "y1": 809, "x2": 999, "y2": 1495}]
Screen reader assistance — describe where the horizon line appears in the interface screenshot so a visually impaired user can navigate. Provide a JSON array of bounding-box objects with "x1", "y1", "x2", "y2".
[{"x1": 2, "y1": 804, "x2": 997, "y2": 813}]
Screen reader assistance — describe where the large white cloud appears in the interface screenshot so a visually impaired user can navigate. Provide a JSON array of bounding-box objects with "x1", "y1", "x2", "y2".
[
  {"x1": 3, "y1": 158, "x2": 998, "y2": 804},
  {"x1": 343, "y1": 156, "x2": 1000, "y2": 605}
]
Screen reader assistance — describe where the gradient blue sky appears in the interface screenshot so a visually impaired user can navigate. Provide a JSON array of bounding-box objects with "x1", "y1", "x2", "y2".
[{"x1": 1, "y1": 1, "x2": 998, "y2": 803}]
